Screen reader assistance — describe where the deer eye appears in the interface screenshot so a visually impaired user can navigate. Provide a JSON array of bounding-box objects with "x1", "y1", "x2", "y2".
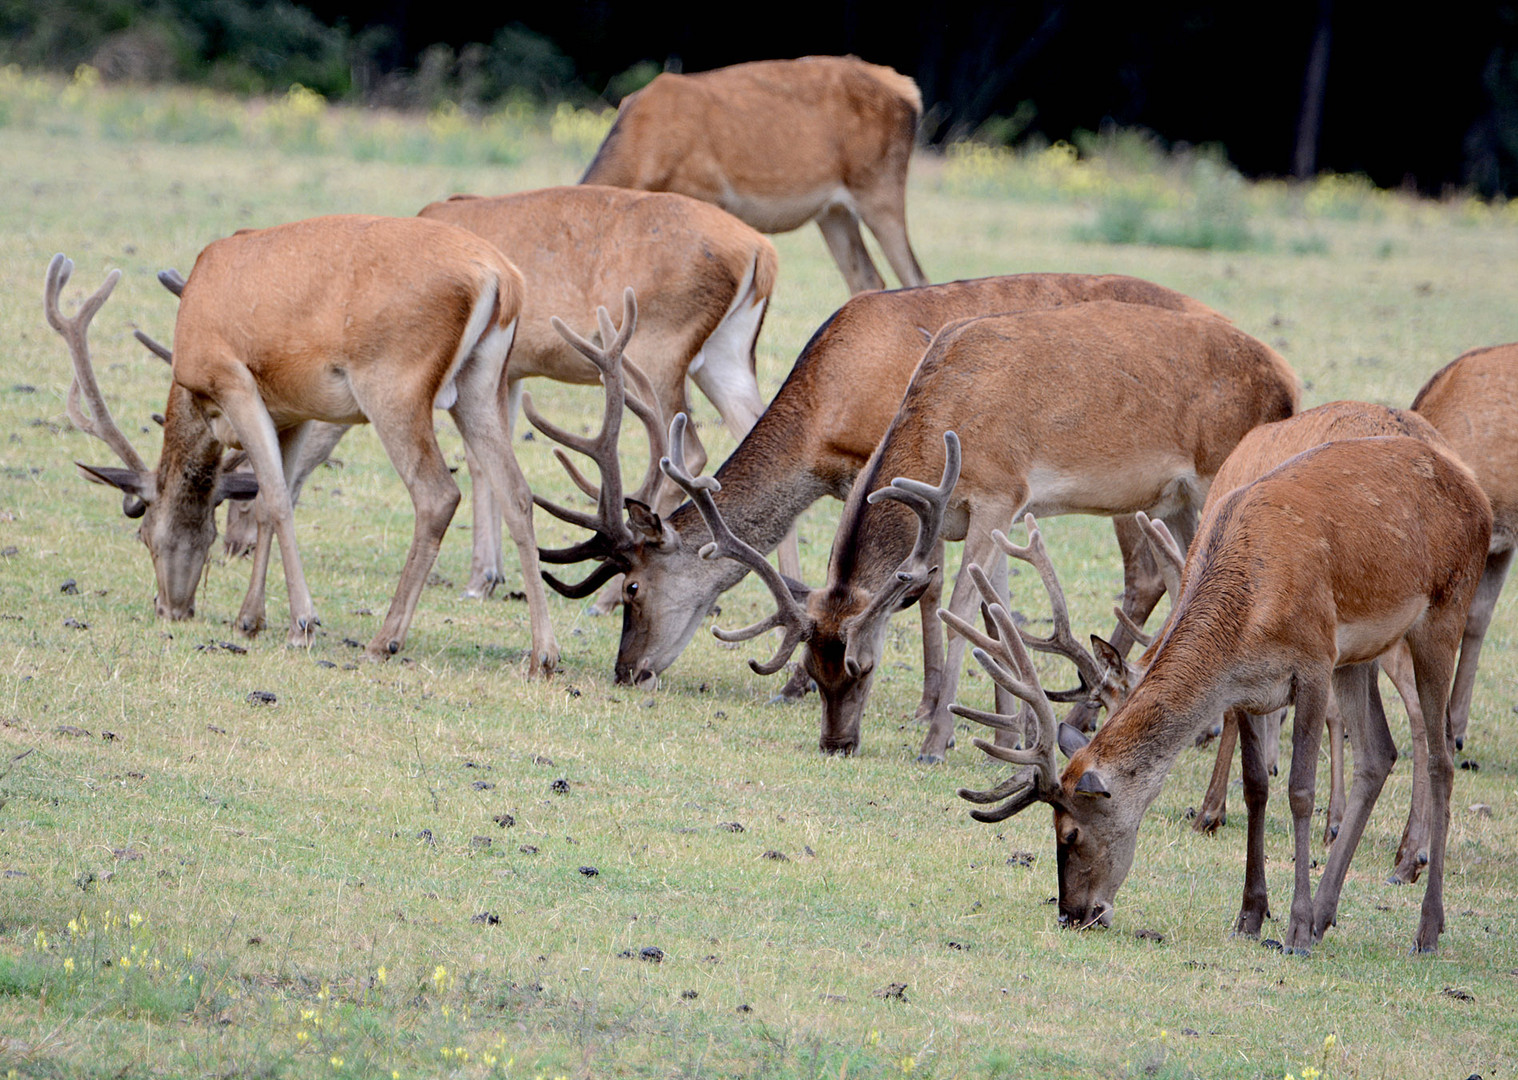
[
  {"x1": 625, "y1": 581, "x2": 638, "y2": 598},
  {"x1": 1062, "y1": 828, "x2": 1079, "y2": 848}
]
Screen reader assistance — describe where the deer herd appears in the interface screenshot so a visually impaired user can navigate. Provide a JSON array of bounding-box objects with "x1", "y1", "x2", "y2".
[{"x1": 44, "y1": 55, "x2": 1514, "y2": 958}]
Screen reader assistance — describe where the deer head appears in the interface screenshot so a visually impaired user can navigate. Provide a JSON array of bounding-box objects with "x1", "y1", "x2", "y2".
[
  {"x1": 45, "y1": 255, "x2": 258, "y2": 620},
  {"x1": 662, "y1": 423, "x2": 960, "y2": 754}
]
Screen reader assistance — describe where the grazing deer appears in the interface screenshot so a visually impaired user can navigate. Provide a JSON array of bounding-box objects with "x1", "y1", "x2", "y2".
[
  {"x1": 1021, "y1": 402, "x2": 1456, "y2": 884},
  {"x1": 46, "y1": 215, "x2": 558, "y2": 673},
  {"x1": 581, "y1": 56, "x2": 927, "y2": 295},
  {"x1": 1410, "y1": 344, "x2": 1518, "y2": 752},
  {"x1": 952, "y1": 436, "x2": 1491, "y2": 954},
  {"x1": 533, "y1": 274, "x2": 1224, "y2": 695},
  {"x1": 210, "y1": 186, "x2": 783, "y2": 611},
  {"x1": 665, "y1": 300, "x2": 1298, "y2": 760}
]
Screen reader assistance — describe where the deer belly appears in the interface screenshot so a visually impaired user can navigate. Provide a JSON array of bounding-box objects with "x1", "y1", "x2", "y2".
[
  {"x1": 719, "y1": 184, "x2": 844, "y2": 232},
  {"x1": 1022, "y1": 465, "x2": 1201, "y2": 518},
  {"x1": 1334, "y1": 598, "x2": 1428, "y2": 665}
]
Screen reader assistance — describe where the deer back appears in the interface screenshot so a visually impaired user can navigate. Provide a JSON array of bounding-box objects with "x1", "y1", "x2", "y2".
[
  {"x1": 1412, "y1": 343, "x2": 1518, "y2": 549},
  {"x1": 418, "y1": 187, "x2": 775, "y2": 388},
  {"x1": 173, "y1": 215, "x2": 523, "y2": 429},
  {"x1": 581, "y1": 57, "x2": 921, "y2": 227}
]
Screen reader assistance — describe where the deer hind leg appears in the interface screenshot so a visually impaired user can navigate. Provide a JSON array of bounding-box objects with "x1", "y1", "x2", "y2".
[
  {"x1": 1282, "y1": 670, "x2": 1331, "y2": 954},
  {"x1": 448, "y1": 327, "x2": 558, "y2": 676},
  {"x1": 1379, "y1": 640, "x2": 1429, "y2": 882},
  {"x1": 1234, "y1": 708, "x2": 1273, "y2": 936},
  {"x1": 853, "y1": 176, "x2": 928, "y2": 288},
  {"x1": 1310, "y1": 661, "x2": 1397, "y2": 944},
  {"x1": 1405, "y1": 613, "x2": 1464, "y2": 953},
  {"x1": 688, "y1": 292, "x2": 803, "y2": 580},
  {"x1": 919, "y1": 523, "x2": 1006, "y2": 764},
  {"x1": 1446, "y1": 545, "x2": 1514, "y2": 750},
  {"x1": 815, "y1": 204, "x2": 886, "y2": 295},
  {"x1": 462, "y1": 378, "x2": 520, "y2": 600},
  {"x1": 214, "y1": 385, "x2": 318, "y2": 647},
  {"x1": 1193, "y1": 711, "x2": 1238, "y2": 834}
]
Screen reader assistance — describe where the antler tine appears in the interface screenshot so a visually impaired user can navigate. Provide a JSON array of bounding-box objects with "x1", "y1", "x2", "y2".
[
  {"x1": 44, "y1": 254, "x2": 150, "y2": 475},
  {"x1": 990, "y1": 514, "x2": 1105, "y2": 699},
  {"x1": 1113, "y1": 605, "x2": 1154, "y2": 647},
  {"x1": 660, "y1": 412, "x2": 812, "y2": 676},
  {"x1": 134, "y1": 329, "x2": 173, "y2": 364},
  {"x1": 937, "y1": 560, "x2": 1062, "y2": 794},
  {"x1": 551, "y1": 447, "x2": 601, "y2": 501},
  {"x1": 1136, "y1": 511, "x2": 1185, "y2": 598},
  {"x1": 157, "y1": 269, "x2": 186, "y2": 297},
  {"x1": 866, "y1": 430, "x2": 961, "y2": 576},
  {"x1": 526, "y1": 288, "x2": 643, "y2": 571}
]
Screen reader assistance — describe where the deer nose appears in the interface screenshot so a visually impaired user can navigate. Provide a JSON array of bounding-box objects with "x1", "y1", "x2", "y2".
[{"x1": 631, "y1": 664, "x2": 658, "y2": 689}]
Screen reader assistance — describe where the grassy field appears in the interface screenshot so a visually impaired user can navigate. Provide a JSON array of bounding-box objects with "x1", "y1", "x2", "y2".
[{"x1": 0, "y1": 73, "x2": 1516, "y2": 1079}]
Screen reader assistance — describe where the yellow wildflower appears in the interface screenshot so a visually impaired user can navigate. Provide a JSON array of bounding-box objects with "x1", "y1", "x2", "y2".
[
  {"x1": 64, "y1": 957, "x2": 75, "y2": 974},
  {"x1": 1324, "y1": 1033, "x2": 1336, "y2": 1051},
  {"x1": 376, "y1": 965, "x2": 387, "y2": 986}
]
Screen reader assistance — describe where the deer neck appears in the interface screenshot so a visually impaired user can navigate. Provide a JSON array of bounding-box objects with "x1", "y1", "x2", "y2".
[
  {"x1": 157, "y1": 384, "x2": 226, "y2": 500},
  {"x1": 1088, "y1": 600, "x2": 1247, "y2": 803},
  {"x1": 667, "y1": 403, "x2": 838, "y2": 573}
]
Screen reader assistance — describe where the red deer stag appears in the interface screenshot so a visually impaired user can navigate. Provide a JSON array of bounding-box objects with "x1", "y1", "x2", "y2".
[
  {"x1": 662, "y1": 301, "x2": 1298, "y2": 760},
  {"x1": 533, "y1": 275, "x2": 1225, "y2": 697},
  {"x1": 951, "y1": 435, "x2": 1491, "y2": 954},
  {"x1": 1007, "y1": 401, "x2": 1457, "y2": 881},
  {"x1": 207, "y1": 187, "x2": 783, "y2": 611},
  {"x1": 581, "y1": 56, "x2": 927, "y2": 296},
  {"x1": 46, "y1": 215, "x2": 558, "y2": 673}
]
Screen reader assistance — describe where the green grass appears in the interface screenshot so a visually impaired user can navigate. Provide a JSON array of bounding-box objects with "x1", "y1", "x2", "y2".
[{"x1": 1, "y1": 74, "x2": 1516, "y2": 1078}]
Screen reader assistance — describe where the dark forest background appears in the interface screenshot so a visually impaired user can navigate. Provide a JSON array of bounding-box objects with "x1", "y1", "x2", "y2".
[{"x1": 5, "y1": 0, "x2": 1518, "y2": 197}]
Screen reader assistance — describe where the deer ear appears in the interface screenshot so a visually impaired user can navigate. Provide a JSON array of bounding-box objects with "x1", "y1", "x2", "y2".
[
  {"x1": 625, "y1": 498, "x2": 677, "y2": 548},
  {"x1": 1057, "y1": 721, "x2": 1089, "y2": 760},
  {"x1": 1091, "y1": 635, "x2": 1125, "y2": 677},
  {"x1": 1074, "y1": 769, "x2": 1111, "y2": 798},
  {"x1": 77, "y1": 462, "x2": 154, "y2": 500},
  {"x1": 214, "y1": 471, "x2": 259, "y2": 505}
]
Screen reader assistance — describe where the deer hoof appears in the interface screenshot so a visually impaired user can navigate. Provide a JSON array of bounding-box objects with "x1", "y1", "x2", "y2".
[
  {"x1": 237, "y1": 615, "x2": 265, "y2": 637},
  {"x1": 1192, "y1": 810, "x2": 1225, "y2": 834},
  {"x1": 915, "y1": 752, "x2": 947, "y2": 765}
]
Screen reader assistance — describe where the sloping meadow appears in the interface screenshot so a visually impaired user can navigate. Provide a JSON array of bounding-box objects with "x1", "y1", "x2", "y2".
[{"x1": 0, "y1": 75, "x2": 1515, "y2": 1078}]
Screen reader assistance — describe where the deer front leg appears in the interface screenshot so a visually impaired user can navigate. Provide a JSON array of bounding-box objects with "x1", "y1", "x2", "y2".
[
  {"x1": 1234, "y1": 708, "x2": 1273, "y2": 936},
  {"x1": 1311, "y1": 662, "x2": 1397, "y2": 944},
  {"x1": 914, "y1": 537, "x2": 947, "y2": 724},
  {"x1": 1193, "y1": 711, "x2": 1238, "y2": 834},
  {"x1": 1282, "y1": 673, "x2": 1330, "y2": 955},
  {"x1": 1380, "y1": 641, "x2": 1430, "y2": 883},
  {"x1": 815, "y1": 205, "x2": 887, "y2": 295},
  {"x1": 919, "y1": 528, "x2": 1002, "y2": 763},
  {"x1": 218, "y1": 393, "x2": 319, "y2": 646},
  {"x1": 1323, "y1": 691, "x2": 1346, "y2": 846}
]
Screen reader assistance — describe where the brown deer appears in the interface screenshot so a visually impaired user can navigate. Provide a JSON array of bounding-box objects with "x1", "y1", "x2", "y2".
[
  {"x1": 581, "y1": 56, "x2": 927, "y2": 295},
  {"x1": 532, "y1": 274, "x2": 1225, "y2": 697},
  {"x1": 205, "y1": 186, "x2": 783, "y2": 611},
  {"x1": 1410, "y1": 344, "x2": 1518, "y2": 753},
  {"x1": 663, "y1": 300, "x2": 1299, "y2": 760},
  {"x1": 1012, "y1": 402, "x2": 1455, "y2": 884},
  {"x1": 951, "y1": 435, "x2": 1491, "y2": 954},
  {"x1": 45, "y1": 215, "x2": 558, "y2": 673}
]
